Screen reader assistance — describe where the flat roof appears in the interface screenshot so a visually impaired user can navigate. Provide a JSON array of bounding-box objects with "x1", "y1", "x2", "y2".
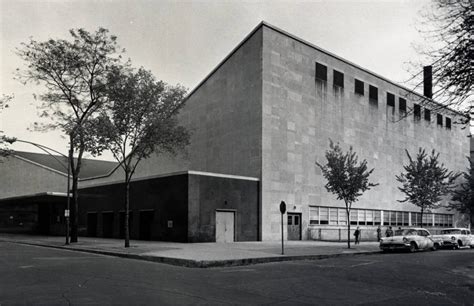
[
  {"x1": 184, "y1": 21, "x2": 465, "y2": 117},
  {"x1": 13, "y1": 151, "x2": 118, "y2": 179},
  {"x1": 0, "y1": 192, "x2": 69, "y2": 204}
]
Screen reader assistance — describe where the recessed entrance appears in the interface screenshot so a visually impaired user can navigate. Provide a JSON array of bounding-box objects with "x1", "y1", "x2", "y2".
[
  {"x1": 102, "y1": 212, "x2": 114, "y2": 238},
  {"x1": 87, "y1": 212, "x2": 98, "y2": 237},
  {"x1": 287, "y1": 213, "x2": 302, "y2": 240},
  {"x1": 139, "y1": 210, "x2": 154, "y2": 240},
  {"x1": 215, "y1": 210, "x2": 235, "y2": 243}
]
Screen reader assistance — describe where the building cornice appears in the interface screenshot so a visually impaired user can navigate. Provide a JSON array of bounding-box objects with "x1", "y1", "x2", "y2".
[{"x1": 79, "y1": 170, "x2": 259, "y2": 190}]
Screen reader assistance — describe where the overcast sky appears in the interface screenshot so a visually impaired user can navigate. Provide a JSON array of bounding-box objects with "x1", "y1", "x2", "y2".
[{"x1": 1, "y1": 0, "x2": 430, "y2": 160}]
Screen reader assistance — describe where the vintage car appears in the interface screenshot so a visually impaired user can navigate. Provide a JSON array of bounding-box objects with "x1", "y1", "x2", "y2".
[
  {"x1": 380, "y1": 228, "x2": 441, "y2": 253},
  {"x1": 432, "y1": 228, "x2": 473, "y2": 249}
]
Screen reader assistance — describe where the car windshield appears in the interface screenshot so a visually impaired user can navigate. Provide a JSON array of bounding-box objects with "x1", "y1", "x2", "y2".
[
  {"x1": 394, "y1": 229, "x2": 417, "y2": 236},
  {"x1": 441, "y1": 229, "x2": 461, "y2": 235}
]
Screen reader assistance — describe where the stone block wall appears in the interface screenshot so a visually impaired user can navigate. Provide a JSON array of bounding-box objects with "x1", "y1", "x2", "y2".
[{"x1": 261, "y1": 25, "x2": 469, "y2": 240}]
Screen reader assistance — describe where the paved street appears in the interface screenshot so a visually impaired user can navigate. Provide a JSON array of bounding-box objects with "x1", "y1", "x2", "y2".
[{"x1": 1, "y1": 242, "x2": 473, "y2": 305}]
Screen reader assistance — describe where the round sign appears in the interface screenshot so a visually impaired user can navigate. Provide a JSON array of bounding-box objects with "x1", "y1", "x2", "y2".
[{"x1": 279, "y1": 201, "x2": 286, "y2": 214}]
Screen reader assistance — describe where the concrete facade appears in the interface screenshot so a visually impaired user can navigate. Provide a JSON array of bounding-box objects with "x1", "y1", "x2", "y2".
[
  {"x1": 2, "y1": 22, "x2": 468, "y2": 242},
  {"x1": 78, "y1": 173, "x2": 259, "y2": 242},
  {"x1": 79, "y1": 22, "x2": 469, "y2": 241},
  {"x1": 0, "y1": 155, "x2": 67, "y2": 199},
  {"x1": 259, "y1": 25, "x2": 469, "y2": 240}
]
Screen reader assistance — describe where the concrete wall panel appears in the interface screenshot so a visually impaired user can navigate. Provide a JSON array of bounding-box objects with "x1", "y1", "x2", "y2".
[{"x1": 261, "y1": 25, "x2": 469, "y2": 240}]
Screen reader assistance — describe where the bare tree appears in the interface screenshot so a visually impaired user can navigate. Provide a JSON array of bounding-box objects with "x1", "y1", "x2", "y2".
[{"x1": 407, "y1": 0, "x2": 472, "y2": 123}]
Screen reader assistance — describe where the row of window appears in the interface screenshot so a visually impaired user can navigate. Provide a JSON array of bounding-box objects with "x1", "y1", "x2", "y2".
[
  {"x1": 309, "y1": 206, "x2": 454, "y2": 227},
  {"x1": 315, "y1": 62, "x2": 452, "y2": 130}
]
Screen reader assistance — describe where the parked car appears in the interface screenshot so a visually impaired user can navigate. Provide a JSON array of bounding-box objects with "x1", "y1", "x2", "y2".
[
  {"x1": 380, "y1": 228, "x2": 441, "y2": 253},
  {"x1": 432, "y1": 228, "x2": 473, "y2": 249}
]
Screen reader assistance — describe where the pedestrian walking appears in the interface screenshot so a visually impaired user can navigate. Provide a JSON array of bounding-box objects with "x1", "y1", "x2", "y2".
[
  {"x1": 385, "y1": 226, "x2": 393, "y2": 237},
  {"x1": 354, "y1": 226, "x2": 361, "y2": 244},
  {"x1": 376, "y1": 225, "x2": 382, "y2": 241}
]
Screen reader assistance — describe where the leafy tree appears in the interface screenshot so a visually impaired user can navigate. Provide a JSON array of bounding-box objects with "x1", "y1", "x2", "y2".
[
  {"x1": 449, "y1": 158, "x2": 474, "y2": 227},
  {"x1": 16, "y1": 28, "x2": 124, "y2": 242},
  {"x1": 316, "y1": 141, "x2": 378, "y2": 248},
  {"x1": 93, "y1": 67, "x2": 189, "y2": 247},
  {"x1": 0, "y1": 94, "x2": 14, "y2": 159},
  {"x1": 409, "y1": 0, "x2": 472, "y2": 121},
  {"x1": 396, "y1": 148, "x2": 459, "y2": 227}
]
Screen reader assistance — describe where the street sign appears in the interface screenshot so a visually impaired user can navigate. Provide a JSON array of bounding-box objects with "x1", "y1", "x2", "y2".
[
  {"x1": 64, "y1": 209, "x2": 70, "y2": 217},
  {"x1": 280, "y1": 201, "x2": 286, "y2": 214},
  {"x1": 280, "y1": 201, "x2": 286, "y2": 255}
]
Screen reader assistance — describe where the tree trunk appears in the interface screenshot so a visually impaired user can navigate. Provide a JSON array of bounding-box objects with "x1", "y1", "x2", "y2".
[
  {"x1": 70, "y1": 174, "x2": 79, "y2": 243},
  {"x1": 346, "y1": 207, "x2": 351, "y2": 249},
  {"x1": 420, "y1": 207, "x2": 424, "y2": 228},
  {"x1": 124, "y1": 174, "x2": 130, "y2": 248}
]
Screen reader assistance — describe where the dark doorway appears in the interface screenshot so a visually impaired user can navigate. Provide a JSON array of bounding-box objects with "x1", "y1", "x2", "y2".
[
  {"x1": 38, "y1": 204, "x2": 50, "y2": 235},
  {"x1": 139, "y1": 210, "x2": 154, "y2": 240},
  {"x1": 119, "y1": 211, "x2": 133, "y2": 239},
  {"x1": 102, "y1": 212, "x2": 114, "y2": 238},
  {"x1": 287, "y1": 213, "x2": 302, "y2": 240},
  {"x1": 87, "y1": 213, "x2": 98, "y2": 237}
]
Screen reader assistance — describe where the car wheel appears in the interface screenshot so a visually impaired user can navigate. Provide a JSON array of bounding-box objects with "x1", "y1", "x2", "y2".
[
  {"x1": 432, "y1": 243, "x2": 439, "y2": 251},
  {"x1": 409, "y1": 242, "x2": 417, "y2": 253},
  {"x1": 470, "y1": 245, "x2": 474, "y2": 249}
]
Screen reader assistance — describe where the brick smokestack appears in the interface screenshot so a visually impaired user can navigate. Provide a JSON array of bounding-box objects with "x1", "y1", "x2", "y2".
[{"x1": 423, "y1": 66, "x2": 433, "y2": 99}]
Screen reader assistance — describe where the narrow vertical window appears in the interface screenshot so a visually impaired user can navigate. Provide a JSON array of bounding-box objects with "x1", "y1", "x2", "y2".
[
  {"x1": 333, "y1": 70, "x2": 344, "y2": 88},
  {"x1": 387, "y1": 93, "x2": 395, "y2": 107},
  {"x1": 399, "y1": 98, "x2": 407, "y2": 114},
  {"x1": 369, "y1": 85, "x2": 378, "y2": 106},
  {"x1": 355, "y1": 79, "x2": 364, "y2": 95},
  {"x1": 446, "y1": 117, "x2": 451, "y2": 129},
  {"x1": 315, "y1": 62, "x2": 327, "y2": 81},
  {"x1": 424, "y1": 108, "x2": 431, "y2": 122},
  {"x1": 437, "y1": 114, "x2": 443, "y2": 126},
  {"x1": 414, "y1": 104, "x2": 421, "y2": 120}
]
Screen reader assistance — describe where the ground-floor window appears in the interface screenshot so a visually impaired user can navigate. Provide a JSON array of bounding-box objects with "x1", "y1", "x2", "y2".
[{"x1": 309, "y1": 206, "x2": 453, "y2": 227}]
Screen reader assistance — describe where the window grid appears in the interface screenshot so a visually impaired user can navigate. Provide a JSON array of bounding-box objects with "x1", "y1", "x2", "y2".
[{"x1": 309, "y1": 206, "x2": 453, "y2": 227}]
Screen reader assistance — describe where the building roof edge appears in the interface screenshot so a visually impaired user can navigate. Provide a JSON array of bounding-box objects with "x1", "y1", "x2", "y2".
[
  {"x1": 259, "y1": 21, "x2": 465, "y2": 117},
  {"x1": 183, "y1": 20, "x2": 465, "y2": 118}
]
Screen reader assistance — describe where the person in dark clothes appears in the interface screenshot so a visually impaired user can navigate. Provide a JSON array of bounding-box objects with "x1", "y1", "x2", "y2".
[
  {"x1": 354, "y1": 226, "x2": 361, "y2": 244},
  {"x1": 376, "y1": 225, "x2": 382, "y2": 241},
  {"x1": 385, "y1": 226, "x2": 393, "y2": 237}
]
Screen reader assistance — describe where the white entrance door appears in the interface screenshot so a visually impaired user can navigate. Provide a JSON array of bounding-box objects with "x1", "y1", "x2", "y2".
[{"x1": 215, "y1": 211, "x2": 235, "y2": 243}]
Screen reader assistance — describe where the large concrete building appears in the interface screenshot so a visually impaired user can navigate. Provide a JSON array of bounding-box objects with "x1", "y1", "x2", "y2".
[{"x1": 1, "y1": 22, "x2": 470, "y2": 242}]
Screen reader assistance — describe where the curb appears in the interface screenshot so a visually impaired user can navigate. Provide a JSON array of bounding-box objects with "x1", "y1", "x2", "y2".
[{"x1": 1, "y1": 239, "x2": 381, "y2": 268}]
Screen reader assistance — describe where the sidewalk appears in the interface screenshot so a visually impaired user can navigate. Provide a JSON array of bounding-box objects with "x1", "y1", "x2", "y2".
[{"x1": 0, "y1": 234, "x2": 381, "y2": 268}]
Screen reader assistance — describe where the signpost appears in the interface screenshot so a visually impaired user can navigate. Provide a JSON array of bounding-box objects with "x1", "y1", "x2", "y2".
[{"x1": 280, "y1": 201, "x2": 286, "y2": 255}]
